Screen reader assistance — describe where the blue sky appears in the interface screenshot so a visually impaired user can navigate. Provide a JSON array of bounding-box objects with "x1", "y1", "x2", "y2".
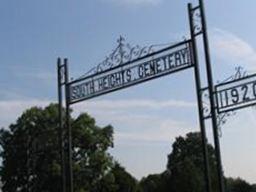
[{"x1": 1, "y1": 0, "x2": 256, "y2": 183}]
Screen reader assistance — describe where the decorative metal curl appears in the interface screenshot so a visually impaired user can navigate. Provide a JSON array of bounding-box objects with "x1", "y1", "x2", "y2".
[
  {"x1": 202, "y1": 66, "x2": 249, "y2": 136},
  {"x1": 191, "y1": 7, "x2": 202, "y2": 35},
  {"x1": 216, "y1": 66, "x2": 248, "y2": 84},
  {"x1": 216, "y1": 111, "x2": 236, "y2": 136},
  {"x1": 202, "y1": 89, "x2": 236, "y2": 137},
  {"x1": 216, "y1": 66, "x2": 248, "y2": 135},
  {"x1": 201, "y1": 88, "x2": 211, "y2": 119},
  {"x1": 60, "y1": 65, "x2": 66, "y2": 85},
  {"x1": 75, "y1": 36, "x2": 182, "y2": 80}
]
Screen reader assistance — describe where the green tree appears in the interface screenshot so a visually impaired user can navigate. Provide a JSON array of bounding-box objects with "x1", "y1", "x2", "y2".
[
  {"x1": 0, "y1": 104, "x2": 115, "y2": 192},
  {"x1": 252, "y1": 184, "x2": 256, "y2": 192},
  {"x1": 92, "y1": 162, "x2": 140, "y2": 192},
  {"x1": 226, "y1": 177, "x2": 253, "y2": 192},
  {"x1": 167, "y1": 132, "x2": 218, "y2": 192},
  {"x1": 111, "y1": 162, "x2": 139, "y2": 192},
  {"x1": 139, "y1": 171, "x2": 170, "y2": 192},
  {"x1": 72, "y1": 112, "x2": 114, "y2": 191},
  {"x1": 0, "y1": 105, "x2": 61, "y2": 192}
]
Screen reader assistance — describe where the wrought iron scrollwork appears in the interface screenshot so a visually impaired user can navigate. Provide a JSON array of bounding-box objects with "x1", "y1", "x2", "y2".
[
  {"x1": 75, "y1": 36, "x2": 180, "y2": 80},
  {"x1": 216, "y1": 66, "x2": 248, "y2": 84},
  {"x1": 216, "y1": 66, "x2": 248, "y2": 134},
  {"x1": 202, "y1": 88, "x2": 235, "y2": 136},
  {"x1": 201, "y1": 88, "x2": 211, "y2": 119},
  {"x1": 203, "y1": 66, "x2": 249, "y2": 136},
  {"x1": 191, "y1": 7, "x2": 203, "y2": 35},
  {"x1": 60, "y1": 65, "x2": 66, "y2": 85},
  {"x1": 216, "y1": 111, "x2": 236, "y2": 135}
]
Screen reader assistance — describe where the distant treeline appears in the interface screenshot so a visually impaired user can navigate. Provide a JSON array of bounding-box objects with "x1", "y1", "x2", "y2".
[{"x1": 0, "y1": 104, "x2": 254, "y2": 192}]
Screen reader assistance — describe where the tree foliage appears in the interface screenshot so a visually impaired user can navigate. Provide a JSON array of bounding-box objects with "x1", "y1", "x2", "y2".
[
  {"x1": 0, "y1": 105, "x2": 62, "y2": 191},
  {"x1": 138, "y1": 132, "x2": 219, "y2": 192},
  {"x1": 139, "y1": 171, "x2": 170, "y2": 192},
  {"x1": 167, "y1": 132, "x2": 218, "y2": 192},
  {"x1": 0, "y1": 104, "x2": 255, "y2": 192},
  {"x1": 226, "y1": 177, "x2": 254, "y2": 192},
  {"x1": 72, "y1": 112, "x2": 114, "y2": 191},
  {"x1": 0, "y1": 104, "x2": 119, "y2": 192},
  {"x1": 139, "y1": 132, "x2": 256, "y2": 192},
  {"x1": 110, "y1": 162, "x2": 139, "y2": 192}
]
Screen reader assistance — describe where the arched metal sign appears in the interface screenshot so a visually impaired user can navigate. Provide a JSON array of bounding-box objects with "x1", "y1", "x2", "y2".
[
  {"x1": 215, "y1": 74, "x2": 256, "y2": 113},
  {"x1": 68, "y1": 40, "x2": 193, "y2": 104},
  {"x1": 56, "y1": 1, "x2": 233, "y2": 192}
]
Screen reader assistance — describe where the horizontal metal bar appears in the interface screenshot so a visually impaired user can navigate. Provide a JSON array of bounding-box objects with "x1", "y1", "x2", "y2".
[
  {"x1": 83, "y1": 60, "x2": 192, "y2": 89},
  {"x1": 68, "y1": 40, "x2": 192, "y2": 85},
  {"x1": 219, "y1": 97, "x2": 256, "y2": 110},
  {"x1": 69, "y1": 65, "x2": 194, "y2": 105},
  {"x1": 194, "y1": 31, "x2": 203, "y2": 37},
  {"x1": 218, "y1": 102, "x2": 256, "y2": 114},
  {"x1": 216, "y1": 79, "x2": 256, "y2": 93},
  {"x1": 200, "y1": 86, "x2": 209, "y2": 92},
  {"x1": 215, "y1": 73, "x2": 256, "y2": 88},
  {"x1": 58, "y1": 64, "x2": 65, "y2": 69},
  {"x1": 203, "y1": 115, "x2": 211, "y2": 120},
  {"x1": 191, "y1": 5, "x2": 200, "y2": 11},
  {"x1": 217, "y1": 79, "x2": 256, "y2": 92}
]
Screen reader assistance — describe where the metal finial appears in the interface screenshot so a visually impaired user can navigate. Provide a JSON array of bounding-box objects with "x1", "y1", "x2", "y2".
[{"x1": 117, "y1": 36, "x2": 125, "y2": 64}]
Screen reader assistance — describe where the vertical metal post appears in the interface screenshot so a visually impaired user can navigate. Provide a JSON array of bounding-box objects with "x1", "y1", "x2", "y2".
[
  {"x1": 198, "y1": 0, "x2": 225, "y2": 192},
  {"x1": 57, "y1": 58, "x2": 66, "y2": 192},
  {"x1": 188, "y1": 4, "x2": 212, "y2": 192},
  {"x1": 26, "y1": 133, "x2": 31, "y2": 192},
  {"x1": 64, "y1": 58, "x2": 74, "y2": 192}
]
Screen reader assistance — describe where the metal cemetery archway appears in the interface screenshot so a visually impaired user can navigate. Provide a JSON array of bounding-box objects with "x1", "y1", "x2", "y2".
[{"x1": 57, "y1": 1, "x2": 225, "y2": 192}]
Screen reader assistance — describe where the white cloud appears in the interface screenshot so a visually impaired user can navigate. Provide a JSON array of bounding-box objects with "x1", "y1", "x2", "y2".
[
  {"x1": 0, "y1": 99, "x2": 195, "y2": 143},
  {"x1": 73, "y1": 99, "x2": 196, "y2": 143},
  {"x1": 211, "y1": 28, "x2": 256, "y2": 71},
  {"x1": 0, "y1": 98, "x2": 196, "y2": 180},
  {"x1": 115, "y1": 118, "x2": 194, "y2": 143},
  {"x1": 73, "y1": 99, "x2": 195, "y2": 113},
  {"x1": 0, "y1": 100, "x2": 51, "y2": 128}
]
